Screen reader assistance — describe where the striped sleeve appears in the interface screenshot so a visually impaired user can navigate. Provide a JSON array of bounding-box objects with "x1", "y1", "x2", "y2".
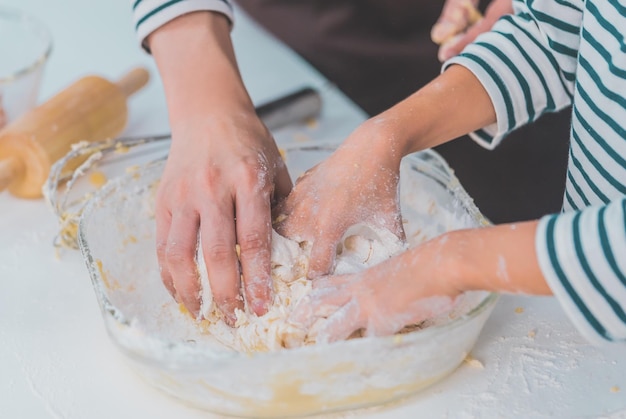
[
  {"x1": 443, "y1": 0, "x2": 583, "y2": 149},
  {"x1": 131, "y1": 0, "x2": 234, "y2": 51},
  {"x1": 536, "y1": 198, "x2": 626, "y2": 344},
  {"x1": 442, "y1": 0, "x2": 626, "y2": 345},
  {"x1": 535, "y1": 0, "x2": 626, "y2": 345}
]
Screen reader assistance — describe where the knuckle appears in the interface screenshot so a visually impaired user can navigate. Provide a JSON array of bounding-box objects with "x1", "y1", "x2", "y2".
[
  {"x1": 238, "y1": 231, "x2": 269, "y2": 254},
  {"x1": 205, "y1": 242, "x2": 234, "y2": 263},
  {"x1": 158, "y1": 176, "x2": 191, "y2": 200},
  {"x1": 238, "y1": 167, "x2": 265, "y2": 192},
  {"x1": 213, "y1": 289, "x2": 239, "y2": 306},
  {"x1": 244, "y1": 268, "x2": 271, "y2": 289},
  {"x1": 156, "y1": 241, "x2": 168, "y2": 259},
  {"x1": 236, "y1": 157, "x2": 273, "y2": 193},
  {"x1": 166, "y1": 243, "x2": 195, "y2": 266},
  {"x1": 199, "y1": 167, "x2": 223, "y2": 190}
]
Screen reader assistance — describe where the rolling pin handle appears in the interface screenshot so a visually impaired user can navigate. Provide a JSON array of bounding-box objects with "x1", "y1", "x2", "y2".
[
  {"x1": 115, "y1": 67, "x2": 150, "y2": 97},
  {"x1": 0, "y1": 156, "x2": 19, "y2": 192}
]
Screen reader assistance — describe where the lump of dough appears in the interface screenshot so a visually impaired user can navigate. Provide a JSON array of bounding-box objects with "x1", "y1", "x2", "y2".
[{"x1": 195, "y1": 224, "x2": 405, "y2": 352}]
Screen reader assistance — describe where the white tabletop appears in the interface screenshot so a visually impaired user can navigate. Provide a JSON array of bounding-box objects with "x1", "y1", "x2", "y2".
[{"x1": 1, "y1": 1, "x2": 624, "y2": 418}]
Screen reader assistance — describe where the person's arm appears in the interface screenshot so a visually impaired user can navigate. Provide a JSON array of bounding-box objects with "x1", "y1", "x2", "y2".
[
  {"x1": 277, "y1": 0, "x2": 583, "y2": 279},
  {"x1": 443, "y1": 0, "x2": 582, "y2": 149},
  {"x1": 288, "y1": 220, "x2": 549, "y2": 342},
  {"x1": 289, "y1": 197, "x2": 626, "y2": 345},
  {"x1": 289, "y1": 0, "x2": 626, "y2": 345},
  {"x1": 536, "y1": 199, "x2": 626, "y2": 344},
  {"x1": 132, "y1": 0, "x2": 234, "y2": 52},
  {"x1": 133, "y1": 3, "x2": 292, "y2": 322},
  {"x1": 275, "y1": 64, "x2": 495, "y2": 277},
  {"x1": 439, "y1": 0, "x2": 625, "y2": 344}
]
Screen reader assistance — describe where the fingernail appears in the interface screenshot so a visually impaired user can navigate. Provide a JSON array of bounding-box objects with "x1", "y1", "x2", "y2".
[
  {"x1": 438, "y1": 49, "x2": 450, "y2": 63},
  {"x1": 251, "y1": 299, "x2": 271, "y2": 316},
  {"x1": 245, "y1": 276, "x2": 273, "y2": 316},
  {"x1": 438, "y1": 35, "x2": 462, "y2": 62},
  {"x1": 224, "y1": 312, "x2": 237, "y2": 327},
  {"x1": 307, "y1": 269, "x2": 323, "y2": 280},
  {"x1": 431, "y1": 26, "x2": 445, "y2": 43},
  {"x1": 218, "y1": 299, "x2": 242, "y2": 327},
  {"x1": 431, "y1": 23, "x2": 455, "y2": 44}
]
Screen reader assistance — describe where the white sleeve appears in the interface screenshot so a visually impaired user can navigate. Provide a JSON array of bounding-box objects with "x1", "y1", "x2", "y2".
[
  {"x1": 131, "y1": 0, "x2": 234, "y2": 51},
  {"x1": 442, "y1": 0, "x2": 582, "y2": 149}
]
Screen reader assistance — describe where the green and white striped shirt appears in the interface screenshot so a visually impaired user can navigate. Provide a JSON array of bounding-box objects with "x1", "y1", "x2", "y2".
[
  {"x1": 131, "y1": 0, "x2": 234, "y2": 48},
  {"x1": 446, "y1": 0, "x2": 626, "y2": 344},
  {"x1": 133, "y1": 0, "x2": 626, "y2": 344}
]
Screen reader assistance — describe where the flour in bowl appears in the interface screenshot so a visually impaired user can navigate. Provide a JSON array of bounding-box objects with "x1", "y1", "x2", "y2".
[{"x1": 195, "y1": 224, "x2": 405, "y2": 352}]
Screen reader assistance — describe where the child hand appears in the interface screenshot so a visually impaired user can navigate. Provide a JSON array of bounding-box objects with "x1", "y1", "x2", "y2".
[
  {"x1": 288, "y1": 233, "x2": 463, "y2": 343},
  {"x1": 432, "y1": 0, "x2": 514, "y2": 62},
  {"x1": 274, "y1": 121, "x2": 405, "y2": 279}
]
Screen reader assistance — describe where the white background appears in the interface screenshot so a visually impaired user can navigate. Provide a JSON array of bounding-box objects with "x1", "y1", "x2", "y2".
[{"x1": 0, "y1": 1, "x2": 625, "y2": 418}]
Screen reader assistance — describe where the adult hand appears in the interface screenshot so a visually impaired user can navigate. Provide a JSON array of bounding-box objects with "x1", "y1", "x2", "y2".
[
  {"x1": 432, "y1": 0, "x2": 514, "y2": 62},
  {"x1": 157, "y1": 113, "x2": 291, "y2": 322},
  {"x1": 274, "y1": 120, "x2": 405, "y2": 279},
  {"x1": 148, "y1": 12, "x2": 292, "y2": 323}
]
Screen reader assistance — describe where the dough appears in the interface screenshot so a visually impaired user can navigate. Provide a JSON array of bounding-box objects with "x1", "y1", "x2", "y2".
[{"x1": 195, "y1": 224, "x2": 405, "y2": 352}]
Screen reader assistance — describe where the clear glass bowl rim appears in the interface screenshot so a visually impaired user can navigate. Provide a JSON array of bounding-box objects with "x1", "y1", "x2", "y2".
[
  {"x1": 0, "y1": 5, "x2": 53, "y2": 82},
  {"x1": 77, "y1": 145, "x2": 499, "y2": 365}
]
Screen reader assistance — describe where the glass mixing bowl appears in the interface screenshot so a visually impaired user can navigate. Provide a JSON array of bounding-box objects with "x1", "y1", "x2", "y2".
[
  {"x1": 77, "y1": 144, "x2": 498, "y2": 417},
  {"x1": 0, "y1": 6, "x2": 52, "y2": 127}
]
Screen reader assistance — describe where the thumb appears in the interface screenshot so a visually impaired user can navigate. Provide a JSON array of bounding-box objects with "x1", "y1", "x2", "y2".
[
  {"x1": 437, "y1": 16, "x2": 492, "y2": 62},
  {"x1": 315, "y1": 299, "x2": 362, "y2": 344},
  {"x1": 444, "y1": 0, "x2": 514, "y2": 59},
  {"x1": 431, "y1": 0, "x2": 481, "y2": 44}
]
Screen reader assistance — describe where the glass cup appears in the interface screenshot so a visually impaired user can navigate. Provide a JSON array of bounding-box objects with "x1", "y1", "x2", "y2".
[{"x1": 0, "y1": 6, "x2": 52, "y2": 129}]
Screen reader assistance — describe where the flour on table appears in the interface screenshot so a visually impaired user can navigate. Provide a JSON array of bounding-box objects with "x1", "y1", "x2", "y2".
[{"x1": 195, "y1": 224, "x2": 406, "y2": 352}]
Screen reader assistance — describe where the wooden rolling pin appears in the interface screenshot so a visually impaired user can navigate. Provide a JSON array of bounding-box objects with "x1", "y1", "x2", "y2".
[{"x1": 0, "y1": 67, "x2": 149, "y2": 198}]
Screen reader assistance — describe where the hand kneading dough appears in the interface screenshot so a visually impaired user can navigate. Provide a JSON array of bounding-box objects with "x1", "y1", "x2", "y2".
[{"x1": 195, "y1": 224, "x2": 405, "y2": 353}]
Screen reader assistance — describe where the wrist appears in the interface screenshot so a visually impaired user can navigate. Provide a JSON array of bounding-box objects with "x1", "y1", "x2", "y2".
[
  {"x1": 347, "y1": 115, "x2": 414, "y2": 169},
  {"x1": 442, "y1": 229, "x2": 483, "y2": 294},
  {"x1": 363, "y1": 65, "x2": 496, "y2": 157},
  {"x1": 149, "y1": 11, "x2": 254, "y2": 121},
  {"x1": 437, "y1": 222, "x2": 550, "y2": 296},
  {"x1": 431, "y1": 229, "x2": 482, "y2": 296}
]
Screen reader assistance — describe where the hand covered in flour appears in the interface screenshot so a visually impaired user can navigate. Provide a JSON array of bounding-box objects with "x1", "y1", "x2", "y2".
[
  {"x1": 288, "y1": 232, "x2": 463, "y2": 343},
  {"x1": 148, "y1": 12, "x2": 292, "y2": 321},
  {"x1": 289, "y1": 221, "x2": 551, "y2": 343},
  {"x1": 431, "y1": 0, "x2": 513, "y2": 62},
  {"x1": 274, "y1": 120, "x2": 405, "y2": 279}
]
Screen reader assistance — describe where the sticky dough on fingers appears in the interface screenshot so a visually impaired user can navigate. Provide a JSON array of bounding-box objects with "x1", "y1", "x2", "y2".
[{"x1": 193, "y1": 224, "x2": 405, "y2": 352}]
